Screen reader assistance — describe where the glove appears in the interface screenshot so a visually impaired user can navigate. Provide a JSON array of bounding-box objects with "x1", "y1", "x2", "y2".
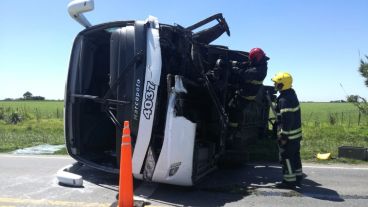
[
  {"x1": 206, "y1": 70, "x2": 219, "y2": 81},
  {"x1": 231, "y1": 66, "x2": 240, "y2": 75},
  {"x1": 208, "y1": 59, "x2": 224, "y2": 80},
  {"x1": 277, "y1": 134, "x2": 288, "y2": 146},
  {"x1": 231, "y1": 61, "x2": 250, "y2": 74}
]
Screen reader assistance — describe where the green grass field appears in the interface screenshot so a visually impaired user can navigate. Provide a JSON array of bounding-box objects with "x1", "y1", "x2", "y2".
[
  {"x1": 301, "y1": 102, "x2": 367, "y2": 126},
  {"x1": 0, "y1": 101, "x2": 63, "y2": 119},
  {"x1": 0, "y1": 101, "x2": 367, "y2": 163},
  {"x1": 296, "y1": 103, "x2": 367, "y2": 161},
  {"x1": 0, "y1": 101, "x2": 64, "y2": 153},
  {"x1": 243, "y1": 102, "x2": 367, "y2": 162},
  {"x1": 0, "y1": 119, "x2": 64, "y2": 152}
]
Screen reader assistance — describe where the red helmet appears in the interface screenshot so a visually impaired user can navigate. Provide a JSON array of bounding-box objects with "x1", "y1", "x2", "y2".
[{"x1": 249, "y1": 48, "x2": 266, "y2": 63}]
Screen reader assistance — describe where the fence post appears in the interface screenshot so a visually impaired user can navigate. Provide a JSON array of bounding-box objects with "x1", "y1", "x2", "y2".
[
  {"x1": 341, "y1": 112, "x2": 344, "y2": 125},
  {"x1": 358, "y1": 111, "x2": 361, "y2": 126}
]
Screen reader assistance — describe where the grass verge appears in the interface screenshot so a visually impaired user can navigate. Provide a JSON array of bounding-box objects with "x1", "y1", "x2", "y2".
[
  {"x1": 246, "y1": 125, "x2": 368, "y2": 164},
  {"x1": 302, "y1": 125, "x2": 368, "y2": 160},
  {"x1": 0, "y1": 119, "x2": 64, "y2": 153}
]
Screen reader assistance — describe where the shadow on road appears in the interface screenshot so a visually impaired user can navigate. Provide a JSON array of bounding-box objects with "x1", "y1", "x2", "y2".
[
  {"x1": 148, "y1": 163, "x2": 344, "y2": 206},
  {"x1": 145, "y1": 164, "x2": 267, "y2": 206},
  {"x1": 64, "y1": 162, "x2": 344, "y2": 206},
  {"x1": 297, "y1": 177, "x2": 344, "y2": 202}
]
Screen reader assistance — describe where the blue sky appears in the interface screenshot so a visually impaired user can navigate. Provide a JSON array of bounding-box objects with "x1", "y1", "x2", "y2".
[{"x1": 0, "y1": 0, "x2": 367, "y2": 101}]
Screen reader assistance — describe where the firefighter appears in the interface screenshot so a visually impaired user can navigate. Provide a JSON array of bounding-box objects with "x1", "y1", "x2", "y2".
[
  {"x1": 271, "y1": 72, "x2": 303, "y2": 189},
  {"x1": 231, "y1": 48, "x2": 269, "y2": 101},
  {"x1": 227, "y1": 48, "x2": 269, "y2": 146}
]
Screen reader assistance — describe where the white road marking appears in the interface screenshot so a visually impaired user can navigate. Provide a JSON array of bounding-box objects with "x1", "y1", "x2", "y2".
[
  {"x1": 0, "y1": 197, "x2": 110, "y2": 207},
  {"x1": 0, "y1": 154, "x2": 73, "y2": 160},
  {"x1": 3, "y1": 155, "x2": 367, "y2": 170},
  {"x1": 247, "y1": 163, "x2": 368, "y2": 170},
  {"x1": 303, "y1": 165, "x2": 368, "y2": 170},
  {"x1": 147, "y1": 198, "x2": 183, "y2": 207}
]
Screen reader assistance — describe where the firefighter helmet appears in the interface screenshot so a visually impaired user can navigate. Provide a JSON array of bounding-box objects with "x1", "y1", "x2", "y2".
[
  {"x1": 271, "y1": 72, "x2": 293, "y2": 91},
  {"x1": 249, "y1": 48, "x2": 266, "y2": 63}
]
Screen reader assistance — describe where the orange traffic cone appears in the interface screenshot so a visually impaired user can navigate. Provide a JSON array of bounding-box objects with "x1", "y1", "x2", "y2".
[{"x1": 118, "y1": 121, "x2": 133, "y2": 207}]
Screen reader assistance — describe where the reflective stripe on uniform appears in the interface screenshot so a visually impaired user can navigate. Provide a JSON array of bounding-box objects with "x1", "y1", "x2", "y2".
[
  {"x1": 289, "y1": 132, "x2": 302, "y2": 140},
  {"x1": 280, "y1": 128, "x2": 302, "y2": 135},
  {"x1": 295, "y1": 168, "x2": 303, "y2": 176},
  {"x1": 284, "y1": 159, "x2": 296, "y2": 182},
  {"x1": 283, "y1": 176, "x2": 297, "y2": 182},
  {"x1": 283, "y1": 173, "x2": 297, "y2": 182},
  {"x1": 229, "y1": 122, "x2": 239, "y2": 127},
  {"x1": 286, "y1": 159, "x2": 293, "y2": 175},
  {"x1": 245, "y1": 80, "x2": 263, "y2": 85},
  {"x1": 279, "y1": 127, "x2": 302, "y2": 140},
  {"x1": 284, "y1": 174, "x2": 296, "y2": 178},
  {"x1": 241, "y1": 96, "x2": 256, "y2": 100},
  {"x1": 280, "y1": 105, "x2": 300, "y2": 113}
]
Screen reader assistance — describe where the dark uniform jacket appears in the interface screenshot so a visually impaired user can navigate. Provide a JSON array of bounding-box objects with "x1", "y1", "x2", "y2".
[
  {"x1": 232, "y1": 58, "x2": 268, "y2": 100},
  {"x1": 275, "y1": 89, "x2": 302, "y2": 141}
]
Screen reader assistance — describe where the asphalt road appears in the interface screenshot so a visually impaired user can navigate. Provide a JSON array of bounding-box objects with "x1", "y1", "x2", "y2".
[{"x1": 0, "y1": 154, "x2": 368, "y2": 207}]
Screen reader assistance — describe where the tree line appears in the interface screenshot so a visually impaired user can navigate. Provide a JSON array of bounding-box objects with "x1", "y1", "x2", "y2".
[{"x1": 2, "y1": 91, "x2": 45, "y2": 101}]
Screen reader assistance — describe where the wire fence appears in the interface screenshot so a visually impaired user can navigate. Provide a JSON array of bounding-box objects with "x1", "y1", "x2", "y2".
[
  {"x1": 0, "y1": 106, "x2": 64, "y2": 122},
  {"x1": 301, "y1": 110, "x2": 368, "y2": 127}
]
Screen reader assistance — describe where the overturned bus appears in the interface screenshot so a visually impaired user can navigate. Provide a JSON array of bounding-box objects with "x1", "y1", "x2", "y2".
[{"x1": 65, "y1": 5, "x2": 274, "y2": 186}]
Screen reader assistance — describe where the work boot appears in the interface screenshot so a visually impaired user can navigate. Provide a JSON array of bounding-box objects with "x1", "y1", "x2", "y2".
[
  {"x1": 275, "y1": 181, "x2": 296, "y2": 189},
  {"x1": 296, "y1": 177, "x2": 303, "y2": 187},
  {"x1": 296, "y1": 174, "x2": 306, "y2": 187}
]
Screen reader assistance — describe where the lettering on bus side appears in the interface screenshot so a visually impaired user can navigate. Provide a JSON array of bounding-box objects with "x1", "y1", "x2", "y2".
[
  {"x1": 133, "y1": 78, "x2": 141, "y2": 121},
  {"x1": 143, "y1": 81, "x2": 156, "y2": 120}
]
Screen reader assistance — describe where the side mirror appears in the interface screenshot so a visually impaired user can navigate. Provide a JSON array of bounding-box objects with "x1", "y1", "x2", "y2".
[{"x1": 67, "y1": 0, "x2": 94, "y2": 28}]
